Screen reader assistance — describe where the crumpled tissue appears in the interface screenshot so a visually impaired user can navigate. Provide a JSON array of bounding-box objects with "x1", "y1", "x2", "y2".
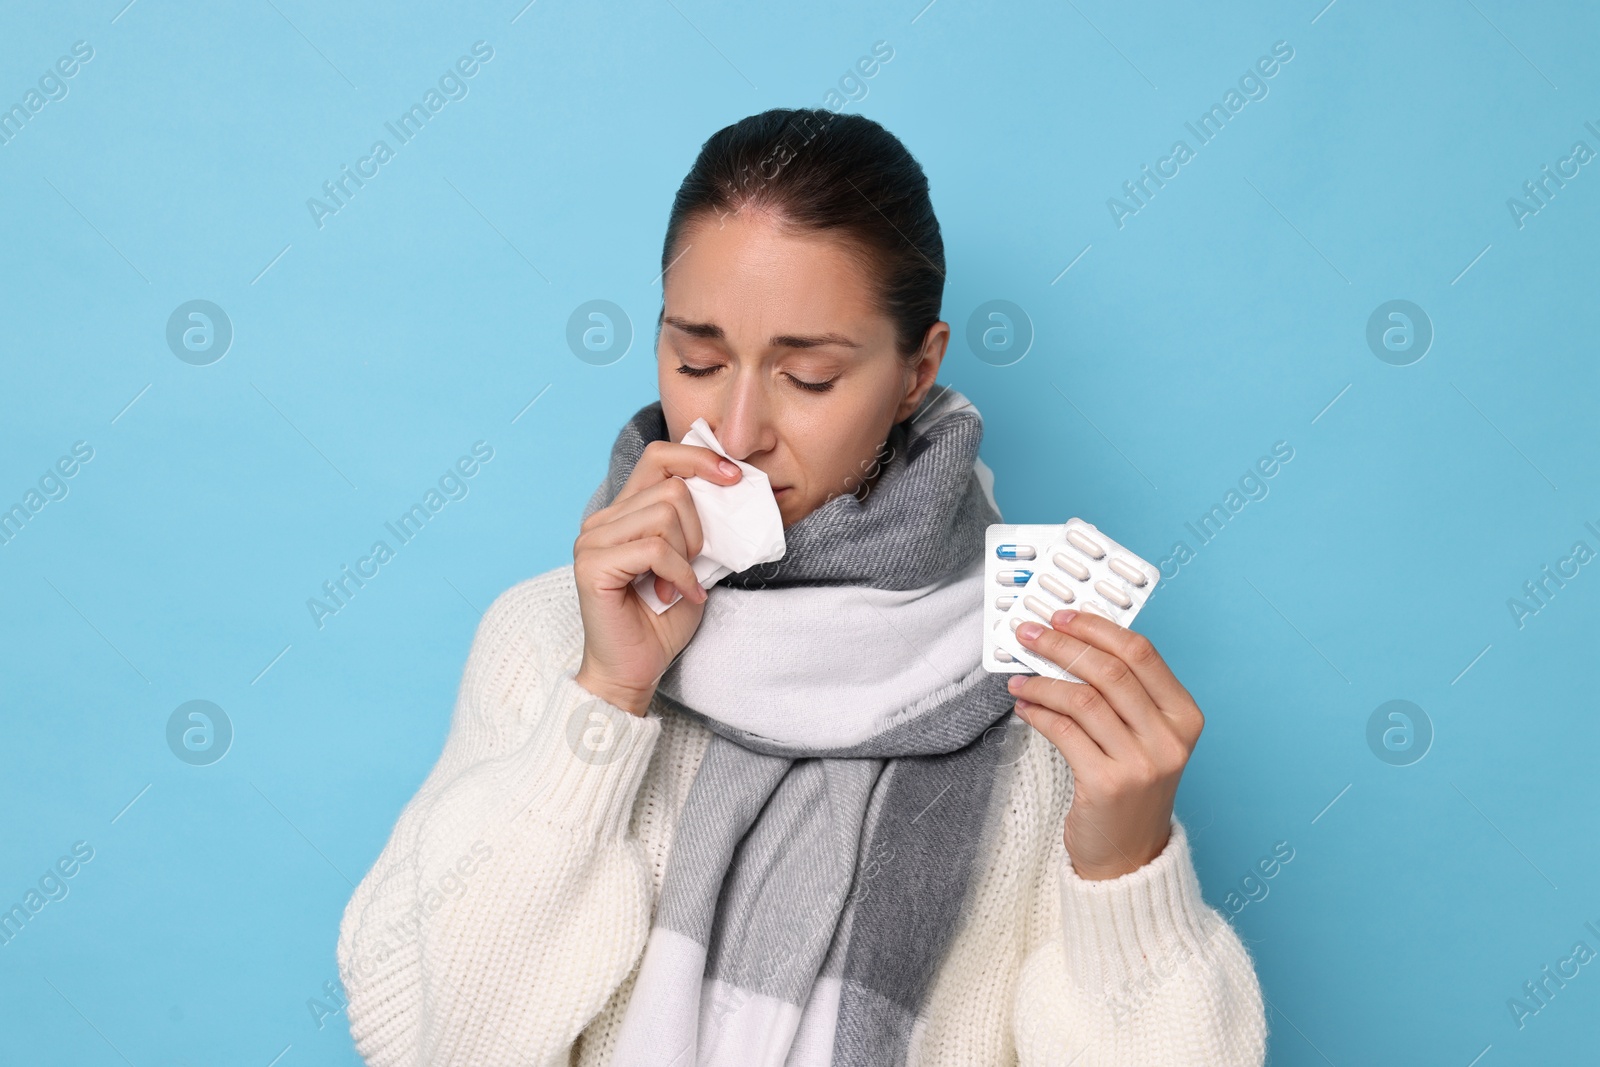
[{"x1": 630, "y1": 417, "x2": 788, "y2": 614}]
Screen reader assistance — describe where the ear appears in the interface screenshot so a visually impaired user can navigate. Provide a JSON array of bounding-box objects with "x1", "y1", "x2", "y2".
[{"x1": 893, "y1": 322, "x2": 950, "y2": 422}]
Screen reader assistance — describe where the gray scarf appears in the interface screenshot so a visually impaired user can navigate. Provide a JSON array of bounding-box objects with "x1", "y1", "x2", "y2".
[{"x1": 580, "y1": 386, "x2": 1026, "y2": 1067}]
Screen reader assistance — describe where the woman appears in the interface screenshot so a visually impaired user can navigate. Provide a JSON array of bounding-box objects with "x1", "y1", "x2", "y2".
[{"x1": 337, "y1": 108, "x2": 1266, "y2": 1066}]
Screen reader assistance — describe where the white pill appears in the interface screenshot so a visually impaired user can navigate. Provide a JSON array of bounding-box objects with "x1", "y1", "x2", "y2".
[
  {"x1": 1039, "y1": 573, "x2": 1076, "y2": 604},
  {"x1": 995, "y1": 648, "x2": 1015, "y2": 662},
  {"x1": 995, "y1": 595, "x2": 1017, "y2": 611},
  {"x1": 1080, "y1": 601, "x2": 1112, "y2": 619},
  {"x1": 1094, "y1": 580, "x2": 1133, "y2": 609},
  {"x1": 1065, "y1": 528, "x2": 1106, "y2": 559},
  {"x1": 1108, "y1": 557, "x2": 1148, "y2": 586},
  {"x1": 1024, "y1": 594, "x2": 1057, "y2": 622},
  {"x1": 1050, "y1": 551, "x2": 1091, "y2": 581}
]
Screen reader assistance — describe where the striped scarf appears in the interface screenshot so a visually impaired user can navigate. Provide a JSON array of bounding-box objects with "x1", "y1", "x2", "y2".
[{"x1": 581, "y1": 386, "x2": 1024, "y2": 1067}]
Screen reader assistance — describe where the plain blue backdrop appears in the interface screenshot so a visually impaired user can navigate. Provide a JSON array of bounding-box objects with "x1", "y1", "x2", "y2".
[{"x1": 2, "y1": 0, "x2": 1596, "y2": 1063}]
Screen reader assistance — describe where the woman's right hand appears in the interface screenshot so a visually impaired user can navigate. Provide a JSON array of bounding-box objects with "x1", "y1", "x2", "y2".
[{"x1": 572, "y1": 441, "x2": 744, "y2": 716}]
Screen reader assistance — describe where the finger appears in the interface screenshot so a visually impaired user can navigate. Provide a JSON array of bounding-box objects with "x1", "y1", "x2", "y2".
[
  {"x1": 1012, "y1": 672, "x2": 1141, "y2": 761},
  {"x1": 583, "y1": 444, "x2": 736, "y2": 561},
  {"x1": 621, "y1": 441, "x2": 743, "y2": 504},
  {"x1": 596, "y1": 535, "x2": 706, "y2": 607},
  {"x1": 585, "y1": 504, "x2": 703, "y2": 606},
  {"x1": 586, "y1": 482, "x2": 705, "y2": 565},
  {"x1": 1014, "y1": 697, "x2": 1113, "y2": 777},
  {"x1": 1051, "y1": 609, "x2": 1195, "y2": 714},
  {"x1": 1012, "y1": 618, "x2": 1165, "y2": 743}
]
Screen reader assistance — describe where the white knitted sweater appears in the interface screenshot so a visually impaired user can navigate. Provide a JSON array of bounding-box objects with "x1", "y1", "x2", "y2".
[{"x1": 336, "y1": 564, "x2": 1267, "y2": 1066}]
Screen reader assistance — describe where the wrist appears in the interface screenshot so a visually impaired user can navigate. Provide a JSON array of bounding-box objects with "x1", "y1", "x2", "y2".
[
  {"x1": 574, "y1": 665, "x2": 655, "y2": 717},
  {"x1": 1065, "y1": 826, "x2": 1170, "y2": 881},
  {"x1": 1070, "y1": 857, "x2": 1148, "y2": 881}
]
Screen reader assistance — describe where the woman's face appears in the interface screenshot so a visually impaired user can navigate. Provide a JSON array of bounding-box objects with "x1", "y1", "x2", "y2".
[{"x1": 656, "y1": 207, "x2": 947, "y2": 528}]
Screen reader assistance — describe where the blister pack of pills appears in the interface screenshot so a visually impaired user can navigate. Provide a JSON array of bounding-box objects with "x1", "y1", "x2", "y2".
[{"x1": 982, "y1": 519, "x2": 1161, "y2": 682}]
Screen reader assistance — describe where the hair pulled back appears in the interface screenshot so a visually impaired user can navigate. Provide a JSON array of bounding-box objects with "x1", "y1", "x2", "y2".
[{"x1": 661, "y1": 108, "x2": 945, "y2": 363}]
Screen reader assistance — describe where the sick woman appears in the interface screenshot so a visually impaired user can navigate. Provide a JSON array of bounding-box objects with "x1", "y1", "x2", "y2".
[{"x1": 337, "y1": 108, "x2": 1267, "y2": 1067}]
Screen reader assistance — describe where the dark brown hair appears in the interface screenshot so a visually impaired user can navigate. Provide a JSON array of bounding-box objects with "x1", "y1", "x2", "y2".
[{"x1": 660, "y1": 108, "x2": 945, "y2": 363}]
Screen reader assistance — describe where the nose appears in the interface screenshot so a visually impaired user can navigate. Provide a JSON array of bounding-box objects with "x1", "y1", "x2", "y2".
[{"x1": 708, "y1": 367, "x2": 776, "y2": 462}]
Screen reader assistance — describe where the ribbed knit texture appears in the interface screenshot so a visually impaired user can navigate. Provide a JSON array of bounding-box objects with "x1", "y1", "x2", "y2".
[{"x1": 337, "y1": 565, "x2": 1269, "y2": 1066}]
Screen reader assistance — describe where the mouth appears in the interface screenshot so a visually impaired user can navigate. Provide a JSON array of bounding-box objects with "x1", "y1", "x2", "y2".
[{"x1": 774, "y1": 486, "x2": 792, "y2": 497}]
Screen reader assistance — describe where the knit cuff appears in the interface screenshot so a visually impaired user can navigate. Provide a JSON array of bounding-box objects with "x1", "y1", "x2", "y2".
[
  {"x1": 1057, "y1": 818, "x2": 1223, "y2": 1006},
  {"x1": 515, "y1": 666, "x2": 662, "y2": 839}
]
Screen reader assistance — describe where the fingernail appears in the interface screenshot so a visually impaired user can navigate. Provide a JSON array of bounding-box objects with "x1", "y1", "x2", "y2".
[
  {"x1": 1054, "y1": 609, "x2": 1079, "y2": 627},
  {"x1": 1017, "y1": 621, "x2": 1043, "y2": 642},
  {"x1": 1007, "y1": 675, "x2": 1023, "y2": 692},
  {"x1": 718, "y1": 459, "x2": 739, "y2": 477}
]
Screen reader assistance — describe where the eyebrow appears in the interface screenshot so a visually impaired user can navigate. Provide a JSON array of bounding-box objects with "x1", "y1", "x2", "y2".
[{"x1": 662, "y1": 315, "x2": 862, "y2": 350}]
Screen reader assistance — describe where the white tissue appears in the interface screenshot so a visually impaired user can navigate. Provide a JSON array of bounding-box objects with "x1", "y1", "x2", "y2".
[{"x1": 630, "y1": 417, "x2": 788, "y2": 614}]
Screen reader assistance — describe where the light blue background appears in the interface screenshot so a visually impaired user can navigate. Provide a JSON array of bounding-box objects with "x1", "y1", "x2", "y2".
[{"x1": 3, "y1": 1, "x2": 1597, "y2": 1063}]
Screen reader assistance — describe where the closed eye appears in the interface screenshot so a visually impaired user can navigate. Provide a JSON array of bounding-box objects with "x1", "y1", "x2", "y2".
[
  {"x1": 787, "y1": 374, "x2": 835, "y2": 393},
  {"x1": 674, "y1": 363, "x2": 836, "y2": 393}
]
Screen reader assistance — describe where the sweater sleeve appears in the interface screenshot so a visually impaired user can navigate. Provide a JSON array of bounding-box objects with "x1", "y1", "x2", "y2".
[
  {"x1": 1011, "y1": 817, "x2": 1268, "y2": 1066},
  {"x1": 336, "y1": 580, "x2": 663, "y2": 1067}
]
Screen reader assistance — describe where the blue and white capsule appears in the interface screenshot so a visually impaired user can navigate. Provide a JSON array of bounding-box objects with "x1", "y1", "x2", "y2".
[
  {"x1": 995, "y1": 568, "x2": 1033, "y2": 587},
  {"x1": 995, "y1": 543, "x2": 1037, "y2": 560}
]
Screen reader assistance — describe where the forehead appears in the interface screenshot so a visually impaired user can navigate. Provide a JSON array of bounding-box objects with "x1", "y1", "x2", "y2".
[{"x1": 661, "y1": 210, "x2": 888, "y2": 339}]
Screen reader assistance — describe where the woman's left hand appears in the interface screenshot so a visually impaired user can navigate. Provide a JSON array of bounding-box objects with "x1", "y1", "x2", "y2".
[{"x1": 1007, "y1": 608, "x2": 1205, "y2": 880}]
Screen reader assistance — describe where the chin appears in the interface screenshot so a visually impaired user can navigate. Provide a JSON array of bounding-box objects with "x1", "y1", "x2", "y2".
[{"x1": 775, "y1": 496, "x2": 803, "y2": 528}]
